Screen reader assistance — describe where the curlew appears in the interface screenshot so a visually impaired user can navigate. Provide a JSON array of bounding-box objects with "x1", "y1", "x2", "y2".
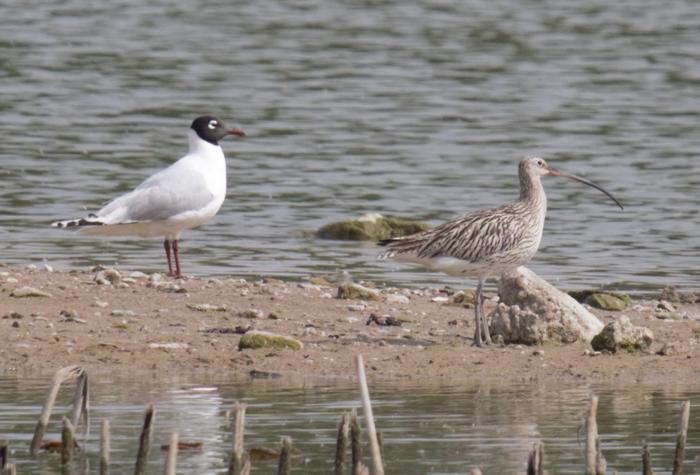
[
  {"x1": 52, "y1": 116, "x2": 245, "y2": 277},
  {"x1": 378, "y1": 157, "x2": 623, "y2": 347}
]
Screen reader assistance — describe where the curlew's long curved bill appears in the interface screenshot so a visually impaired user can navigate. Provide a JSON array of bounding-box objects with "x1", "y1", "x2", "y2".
[{"x1": 547, "y1": 166, "x2": 624, "y2": 210}]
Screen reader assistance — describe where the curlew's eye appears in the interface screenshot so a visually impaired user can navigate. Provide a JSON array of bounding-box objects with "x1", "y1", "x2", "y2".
[{"x1": 208, "y1": 120, "x2": 219, "y2": 129}]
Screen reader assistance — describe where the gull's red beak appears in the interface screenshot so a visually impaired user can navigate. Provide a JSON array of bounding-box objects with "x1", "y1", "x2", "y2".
[{"x1": 227, "y1": 127, "x2": 246, "y2": 137}]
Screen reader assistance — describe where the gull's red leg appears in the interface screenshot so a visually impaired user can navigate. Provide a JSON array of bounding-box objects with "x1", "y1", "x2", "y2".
[
  {"x1": 164, "y1": 239, "x2": 174, "y2": 276},
  {"x1": 173, "y1": 239, "x2": 182, "y2": 277}
]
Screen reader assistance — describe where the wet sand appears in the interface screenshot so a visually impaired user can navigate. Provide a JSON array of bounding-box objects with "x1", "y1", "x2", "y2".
[{"x1": 1, "y1": 264, "x2": 699, "y2": 383}]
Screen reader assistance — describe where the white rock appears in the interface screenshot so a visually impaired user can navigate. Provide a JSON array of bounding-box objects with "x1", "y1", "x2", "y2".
[{"x1": 490, "y1": 267, "x2": 604, "y2": 345}]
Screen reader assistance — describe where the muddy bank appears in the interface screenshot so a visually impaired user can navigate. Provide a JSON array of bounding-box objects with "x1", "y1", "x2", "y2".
[{"x1": 1, "y1": 264, "x2": 699, "y2": 383}]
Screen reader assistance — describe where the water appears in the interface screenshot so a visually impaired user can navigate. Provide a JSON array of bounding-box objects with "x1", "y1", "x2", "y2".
[
  {"x1": 2, "y1": 0, "x2": 699, "y2": 290},
  {"x1": 1, "y1": 373, "x2": 699, "y2": 474}
]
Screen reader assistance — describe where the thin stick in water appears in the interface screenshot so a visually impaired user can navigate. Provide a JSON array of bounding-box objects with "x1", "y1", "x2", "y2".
[
  {"x1": 642, "y1": 443, "x2": 655, "y2": 475},
  {"x1": 350, "y1": 408, "x2": 362, "y2": 473},
  {"x1": 100, "y1": 420, "x2": 110, "y2": 475},
  {"x1": 354, "y1": 462, "x2": 369, "y2": 475},
  {"x1": 527, "y1": 440, "x2": 543, "y2": 475},
  {"x1": 277, "y1": 436, "x2": 292, "y2": 475},
  {"x1": 355, "y1": 354, "x2": 384, "y2": 475},
  {"x1": 585, "y1": 395, "x2": 599, "y2": 475},
  {"x1": 163, "y1": 432, "x2": 178, "y2": 475},
  {"x1": 61, "y1": 416, "x2": 76, "y2": 465},
  {"x1": 227, "y1": 402, "x2": 248, "y2": 475},
  {"x1": 672, "y1": 400, "x2": 690, "y2": 475},
  {"x1": 69, "y1": 370, "x2": 89, "y2": 434},
  {"x1": 30, "y1": 366, "x2": 84, "y2": 455},
  {"x1": 335, "y1": 413, "x2": 350, "y2": 475},
  {"x1": 134, "y1": 405, "x2": 155, "y2": 475}
]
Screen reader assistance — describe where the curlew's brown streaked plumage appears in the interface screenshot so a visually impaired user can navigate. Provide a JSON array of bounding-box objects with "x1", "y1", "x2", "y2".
[{"x1": 378, "y1": 157, "x2": 623, "y2": 347}]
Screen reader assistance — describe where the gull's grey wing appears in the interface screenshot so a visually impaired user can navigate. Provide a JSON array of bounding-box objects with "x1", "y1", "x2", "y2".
[{"x1": 96, "y1": 167, "x2": 214, "y2": 223}]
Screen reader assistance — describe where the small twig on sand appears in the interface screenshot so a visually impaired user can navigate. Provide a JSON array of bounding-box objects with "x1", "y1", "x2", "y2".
[
  {"x1": 134, "y1": 405, "x2": 155, "y2": 475},
  {"x1": 355, "y1": 354, "x2": 384, "y2": 475},
  {"x1": 672, "y1": 400, "x2": 690, "y2": 475}
]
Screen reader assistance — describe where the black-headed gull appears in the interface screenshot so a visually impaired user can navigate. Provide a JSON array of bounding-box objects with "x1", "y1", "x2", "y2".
[{"x1": 52, "y1": 115, "x2": 246, "y2": 277}]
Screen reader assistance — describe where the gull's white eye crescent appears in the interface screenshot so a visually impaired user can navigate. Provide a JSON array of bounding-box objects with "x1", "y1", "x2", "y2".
[{"x1": 208, "y1": 120, "x2": 218, "y2": 129}]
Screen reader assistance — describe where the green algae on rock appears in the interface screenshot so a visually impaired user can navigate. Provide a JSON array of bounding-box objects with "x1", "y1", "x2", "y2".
[
  {"x1": 568, "y1": 290, "x2": 631, "y2": 311},
  {"x1": 316, "y1": 213, "x2": 429, "y2": 241},
  {"x1": 238, "y1": 331, "x2": 303, "y2": 351}
]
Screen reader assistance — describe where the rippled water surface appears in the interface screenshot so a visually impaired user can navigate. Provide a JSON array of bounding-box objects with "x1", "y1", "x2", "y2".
[
  {"x1": 1, "y1": 374, "x2": 699, "y2": 474},
  {"x1": 1, "y1": 1, "x2": 699, "y2": 290}
]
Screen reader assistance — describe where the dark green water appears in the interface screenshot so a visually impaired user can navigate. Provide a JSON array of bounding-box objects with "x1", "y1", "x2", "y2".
[
  {"x1": 1, "y1": 374, "x2": 699, "y2": 474},
  {"x1": 1, "y1": 1, "x2": 699, "y2": 290}
]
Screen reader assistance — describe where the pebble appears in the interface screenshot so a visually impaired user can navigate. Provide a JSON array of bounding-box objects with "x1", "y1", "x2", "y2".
[
  {"x1": 431, "y1": 296, "x2": 449, "y2": 303},
  {"x1": 10, "y1": 286, "x2": 52, "y2": 298},
  {"x1": 6, "y1": 277, "x2": 18, "y2": 284},
  {"x1": 385, "y1": 293, "x2": 410, "y2": 305},
  {"x1": 110, "y1": 309, "x2": 135, "y2": 317},
  {"x1": 94, "y1": 300, "x2": 109, "y2": 308},
  {"x1": 347, "y1": 304, "x2": 366, "y2": 312},
  {"x1": 657, "y1": 300, "x2": 676, "y2": 312},
  {"x1": 187, "y1": 303, "x2": 227, "y2": 312},
  {"x1": 148, "y1": 342, "x2": 189, "y2": 350},
  {"x1": 238, "y1": 309, "x2": 264, "y2": 319}
]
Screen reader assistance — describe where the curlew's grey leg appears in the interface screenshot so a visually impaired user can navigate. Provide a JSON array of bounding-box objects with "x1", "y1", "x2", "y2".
[
  {"x1": 472, "y1": 282, "x2": 483, "y2": 347},
  {"x1": 478, "y1": 277, "x2": 492, "y2": 345}
]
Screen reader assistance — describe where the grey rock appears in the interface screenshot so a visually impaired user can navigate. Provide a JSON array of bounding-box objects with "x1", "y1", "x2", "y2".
[
  {"x1": 337, "y1": 282, "x2": 381, "y2": 301},
  {"x1": 590, "y1": 315, "x2": 653, "y2": 353},
  {"x1": 489, "y1": 267, "x2": 604, "y2": 345}
]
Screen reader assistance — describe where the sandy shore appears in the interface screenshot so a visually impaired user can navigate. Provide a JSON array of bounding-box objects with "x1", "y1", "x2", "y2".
[{"x1": 1, "y1": 263, "x2": 699, "y2": 383}]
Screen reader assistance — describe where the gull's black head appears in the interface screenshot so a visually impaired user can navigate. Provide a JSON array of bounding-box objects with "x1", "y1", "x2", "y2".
[{"x1": 190, "y1": 116, "x2": 245, "y2": 145}]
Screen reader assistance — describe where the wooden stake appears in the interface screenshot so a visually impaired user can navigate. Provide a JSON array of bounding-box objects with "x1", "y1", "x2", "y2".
[
  {"x1": 30, "y1": 366, "x2": 84, "y2": 454},
  {"x1": 350, "y1": 408, "x2": 362, "y2": 473},
  {"x1": 335, "y1": 413, "x2": 350, "y2": 475},
  {"x1": 0, "y1": 444, "x2": 15, "y2": 475},
  {"x1": 134, "y1": 405, "x2": 155, "y2": 475},
  {"x1": 163, "y1": 432, "x2": 178, "y2": 475},
  {"x1": 354, "y1": 462, "x2": 369, "y2": 475},
  {"x1": 69, "y1": 370, "x2": 89, "y2": 433},
  {"x1": 672, "y1": 400, "x2": 690, "y2": 475},
  {"x1": 100, "y1": 420, "x2": 110, "y2": 475},
  {"x1": 355, "y1": 354, "x2": 384, "y2": 475},
  {"x1": 227, "y1": 402, "x2": 249, "y2": 475},
  {"x1": 642, "y1": 443, "x2": 655, "y2": 475},
  {"x1": 277, "y1": 436, "x2": 292, "y2": 475},
  {"x1": 527, "y1": 441, "x2": 543, "y2": 475},
  {"x1": 61, "y1": 416, "x2": 76, "y2": 465},
  {"x1": 585, "y1": 395, "x2": 603, "y2": 475}
]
